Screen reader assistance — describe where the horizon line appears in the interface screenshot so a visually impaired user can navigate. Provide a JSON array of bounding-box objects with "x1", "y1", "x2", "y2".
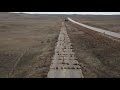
[{"x1": 10, "y1": 12, "x2": 120, "y2": 15}]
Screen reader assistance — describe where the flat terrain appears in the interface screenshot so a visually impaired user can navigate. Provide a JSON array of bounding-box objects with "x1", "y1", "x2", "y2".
[
  {"x1": 0, "y1": 13, "x2": 62, "y2": 78},
  {"x1": 69, "y1": 15, "x2": 120, "y2": 33},
  {"x1": 65, "y1": 19, "x2": 120, "y2": 78},
  {"x1": 0, "y1": 13, "x2": 120, "y2": 78}
]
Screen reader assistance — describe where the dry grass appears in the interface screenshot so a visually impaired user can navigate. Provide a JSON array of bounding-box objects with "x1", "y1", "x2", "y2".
[
  {"x1": 69, "y1": 15, "x2": 120, "y2": 33},
  {"x1": 1, "y1": 13, "x2": 120, "y2": 78},
  {"x1": 65, "y1": 21, "x2": 120, "y2": 78},
  {"x1": 0, "y1": 13, "x2": 62, "y2": 78}
]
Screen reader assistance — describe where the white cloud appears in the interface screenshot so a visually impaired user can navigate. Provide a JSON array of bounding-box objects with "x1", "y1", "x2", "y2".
[{"x1": 11, "y1": 12, "x2": 120, "y2": 15}]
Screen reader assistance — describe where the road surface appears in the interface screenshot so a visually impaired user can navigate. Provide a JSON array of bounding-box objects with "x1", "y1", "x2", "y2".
[
  {"x1": 47, "y1": 22, "x2": 84, "y2": 78},
  {"x1": 68, "y1": 17, "x2": 120, "y2": 39}
]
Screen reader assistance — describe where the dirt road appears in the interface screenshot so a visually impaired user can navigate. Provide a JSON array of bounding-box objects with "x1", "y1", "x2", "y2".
[
  {"x1": 68, "y1": 17, "x2": 120, "y2": 39},
  {"x1": 47, "y1": 22, "x2": 84, "y2": 78}
]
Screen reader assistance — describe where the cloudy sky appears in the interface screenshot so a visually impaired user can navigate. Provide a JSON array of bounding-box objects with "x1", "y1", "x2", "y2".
[{"x1": 12, "y1": 12, "x2": 120, "y2": 15}]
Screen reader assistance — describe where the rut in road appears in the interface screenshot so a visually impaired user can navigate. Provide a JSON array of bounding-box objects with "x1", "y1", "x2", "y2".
[{"x1": 47, "y1": 22, "x2": 84, "y2": 78}]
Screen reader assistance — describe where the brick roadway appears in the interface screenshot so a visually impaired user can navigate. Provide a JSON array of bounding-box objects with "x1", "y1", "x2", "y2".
[{"x1": 47, "y1": 22, "x2": 84, "y2": 78}]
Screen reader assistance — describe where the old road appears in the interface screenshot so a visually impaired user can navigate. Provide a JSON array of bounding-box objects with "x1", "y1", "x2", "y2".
[
  {"x1": 68, "y1": 17, "x2": 120, "y2": 39},
  {"x1": 47, "y1": 22, "x2": 84, "y2": 78}
]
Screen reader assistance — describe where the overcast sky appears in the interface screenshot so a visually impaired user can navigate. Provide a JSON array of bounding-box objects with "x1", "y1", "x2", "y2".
[{"x1": 12, "y1": 12, "x2": 120, "y2": 15}]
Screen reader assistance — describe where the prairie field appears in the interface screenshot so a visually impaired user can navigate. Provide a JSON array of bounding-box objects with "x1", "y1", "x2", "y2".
[
  {"x1": 0, "y1": 13, "x2": 62, "y2": 78},
  {"x1": 0, "y1": 13, "x2": 120, "y2": 78}
]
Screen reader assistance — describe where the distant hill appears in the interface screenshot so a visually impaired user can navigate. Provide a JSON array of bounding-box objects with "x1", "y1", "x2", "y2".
[
  {"x1": 0, "y1": 12, "x2": 64, "y2": 21},
  {"x1": 1, "y1": 12, "x2": 120, "y2": 21}
]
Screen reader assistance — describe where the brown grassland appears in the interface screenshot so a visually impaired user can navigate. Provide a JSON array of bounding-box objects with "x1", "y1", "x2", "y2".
[
  {"x1": 0, "y1": 13, "x2": 63, "y2": 78},
  {"x1": 0, "y1": 13, "x2": 120, "y2": 78}
]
